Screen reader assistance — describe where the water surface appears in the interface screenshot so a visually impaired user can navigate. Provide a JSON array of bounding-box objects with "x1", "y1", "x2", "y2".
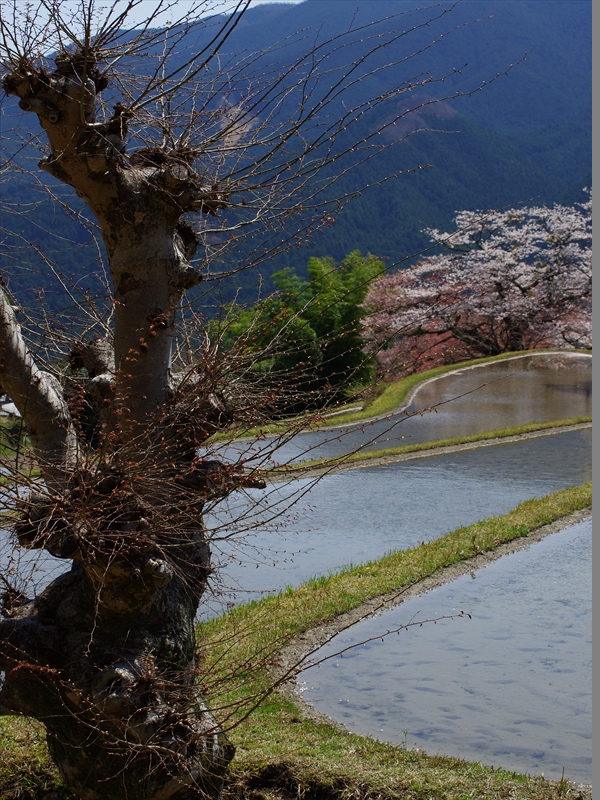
[
  {"x1": 1, "y1": 430, "x2": 591, "y2": 613},
  {"x1": 201, "y1": 429, "x2": 591, "y2": 612},
  {"x1": 218, "y1": 353, "x2": 591, "y2": 466},
  {"x1": 299, "y1": 518, "x2": 592, "y2": 783}
]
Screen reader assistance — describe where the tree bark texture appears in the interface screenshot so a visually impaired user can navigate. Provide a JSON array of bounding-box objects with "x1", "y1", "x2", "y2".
[{"x1": 1, "y1": 50, "x2": 240, "y2": 799}]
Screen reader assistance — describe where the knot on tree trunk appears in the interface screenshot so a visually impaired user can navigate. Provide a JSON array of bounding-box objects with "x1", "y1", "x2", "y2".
[
  {"x1": 128, "y1": 148, "x2": 230, "y2": 216},
  {"x1": 0, "y1": 572, "x2": 234, "y2": 800},
  {"x1": 69, "y1": 336, "x2": 115, "y2": 377},
  {"x1": 2, "y1": 58, "x2": 99, "y2": 127},
  {"x1": 0, "y1": 576, "x2": 30, "y2": 618},
  {"x1": 67, "y1": 336, "x2": 115, "y2": 443},
  {"x1": 12, "y1": 464, "x2": 216, "y2": 614}
]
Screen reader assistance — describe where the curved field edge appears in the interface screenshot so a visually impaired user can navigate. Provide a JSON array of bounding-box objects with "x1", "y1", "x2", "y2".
[
  {"x1": 213, "y1": 348, "x2": 592, "y2": 440},
  {"x1": 205, "y1": 483, "x2": 592, "y2": 800},
  {"x1": 0, "y1": 484, "x2": 592, "y2": 800},
  {"x1": 272, "y1": 417, "x2": 592, "y2": 475},
  {"x1": 341, "y1": 349, "x2": 591, "y2": 426}
]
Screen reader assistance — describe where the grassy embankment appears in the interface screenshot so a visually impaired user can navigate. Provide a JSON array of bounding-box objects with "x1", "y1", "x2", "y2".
[
  {"x1": 275, "y1": 417, "x2": 592, "y2": 475},
  {"x1": 1, "y1": 483, "x2": 591, "y2": 799},
  {"x1": 0, "y1": 417, "x2": 24, "y2": 457},
  {"x1": 0, "y1": 417, "x2": 37, "y2": 495}
]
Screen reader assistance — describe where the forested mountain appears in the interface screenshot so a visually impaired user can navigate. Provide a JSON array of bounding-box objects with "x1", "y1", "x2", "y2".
[
  {"x1": 0, "y1": 0, "x2": 591, "y2": 308},
  {"x1": 224, "y1": 0, "x2": 591, "y2": 137}
]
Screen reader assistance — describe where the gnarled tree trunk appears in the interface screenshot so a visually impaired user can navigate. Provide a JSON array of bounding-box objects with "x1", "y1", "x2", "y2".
[
  {"x1": 0, "y1": 42, "x2": 242, "y2": 800},
  {"x1": 0, "y1": 2, "x2": 488, "y2": 794}
]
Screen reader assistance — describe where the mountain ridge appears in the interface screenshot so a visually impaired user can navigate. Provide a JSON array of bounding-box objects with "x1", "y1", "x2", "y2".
[{"x1": 0, "y1": 0, "x2": 591, "y2": 307}]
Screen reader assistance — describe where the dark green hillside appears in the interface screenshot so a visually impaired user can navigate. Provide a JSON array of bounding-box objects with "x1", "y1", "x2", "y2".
[
  {"x1": 216, "y1": 0, "x2": 591, "y2": 135},
  {"x1": 0, "y1": 171, "x2": 108, "y2": 312},
  {"x1": 4, "y1": 104, "x2": 589, "y2": 306},
  {"x1": 0, "y1": 0, "x2": 591, "y2": 308},
  {"x1": 235, "y1": 103, "x2": 592, "y2": 277},
  {"x1": 558, "y1": 174, "x2": 592, "y2": 206}
]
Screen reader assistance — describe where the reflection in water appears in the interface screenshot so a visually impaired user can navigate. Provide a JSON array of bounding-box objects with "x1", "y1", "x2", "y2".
[
  {"x1": 0, "y1": 354, "x2": 591, "y2": 780},
  {"x1": 201, "y1": 429, "x2": 591, "y2": 613},
  {"x1": 300, "y1": 518, "x2": 592, "y2": 784},
  {"x1": 217, "y1": 353, "x2": 591, "y2": 466}
]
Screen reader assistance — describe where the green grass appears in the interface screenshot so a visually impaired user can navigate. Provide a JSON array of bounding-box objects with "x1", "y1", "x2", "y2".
[
  {"x1": 0, "y1": 484, "x2": 592, "y2": 799},
  {"x1": 275, "y1": 416, "x2": 592, "y2": 474},
  {"x1": 0, "y1": 717, "x2": 75, "y2": 799},
  {"x1": 202, "y1": 482, "x2": 592, "y2": 799},
  {"x1": 224, "y1": 699, "x2": 585, "y2": 800},
  {"x1": 0, "y1": 417, "x2": 26, "y2": 458},
  {"x1": 0, "y1": 417, "x2": 35, "y2": 493}
]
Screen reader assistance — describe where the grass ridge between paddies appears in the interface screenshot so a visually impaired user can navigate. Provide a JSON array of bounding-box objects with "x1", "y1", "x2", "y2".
[
  {"x1": 198, "y1": 483, "x2": 592, "y2": 800},
  {"x1": 0, "y1": 484, "x2": 592, "y2": 800},
  {"x1": 273, "y1": 416, "x2": 592, "y2": 475}
]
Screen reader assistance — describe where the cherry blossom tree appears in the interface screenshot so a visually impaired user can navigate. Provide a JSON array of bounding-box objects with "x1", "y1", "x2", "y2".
[{"x1": 363, "y1": 194, "x2": 592, "y2": 379}]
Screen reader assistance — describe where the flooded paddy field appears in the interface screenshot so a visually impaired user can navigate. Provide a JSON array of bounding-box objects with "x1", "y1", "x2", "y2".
[
  {"x1": 203, "y1": 428, "x2": 591, "y2": 609},
  {"x1": 299, "y1": 517, "x2": 592, "y2": 784},
  {"x1": 220, "y1": 352, "x2": 591, "y2": 466}
]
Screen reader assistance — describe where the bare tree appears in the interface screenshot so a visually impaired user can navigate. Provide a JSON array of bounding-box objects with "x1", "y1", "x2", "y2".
[{"x1": 0, "y1": 2, "x2": 511, "y2": 797}]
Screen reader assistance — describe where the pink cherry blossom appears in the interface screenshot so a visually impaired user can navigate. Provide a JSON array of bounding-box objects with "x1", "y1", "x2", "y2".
[{"x1": 363, "y1": 192, "x2": 592, "y2": 379}]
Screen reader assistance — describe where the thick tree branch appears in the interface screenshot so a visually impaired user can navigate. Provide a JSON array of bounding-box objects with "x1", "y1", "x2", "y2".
[{"x1": 0, "y1": 290, "x2": 77, "y2": 488}]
